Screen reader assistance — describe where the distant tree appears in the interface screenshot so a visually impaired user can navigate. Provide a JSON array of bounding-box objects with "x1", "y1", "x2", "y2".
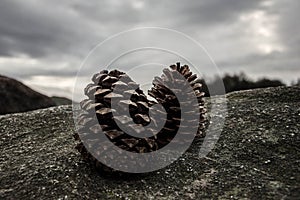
[
  {"x1": 200, "y1": 72, "x2": 285, "y2": 97},
  {"x1": 254, "y1": 78, "x2": 285, "y2": 88}
]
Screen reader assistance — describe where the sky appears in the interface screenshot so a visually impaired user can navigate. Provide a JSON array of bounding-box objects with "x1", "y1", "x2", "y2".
[{"x1": 0, "y1": 0, "x2": 299, "y2": 100}]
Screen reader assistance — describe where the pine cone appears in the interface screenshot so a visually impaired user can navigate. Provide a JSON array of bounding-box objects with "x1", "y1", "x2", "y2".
[{"x1": 74, "y1": 63, "x2": 206, "y2": 172}]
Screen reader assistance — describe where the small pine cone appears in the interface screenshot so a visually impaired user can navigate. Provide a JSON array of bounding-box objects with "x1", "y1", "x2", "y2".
[{"x1": 74, "y1": 63, "x2": 206, "y2": 172}]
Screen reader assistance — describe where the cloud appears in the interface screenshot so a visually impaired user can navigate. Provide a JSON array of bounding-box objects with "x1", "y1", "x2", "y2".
[
  {"x1": 215, "y1": 0, "x2": 300, "y2": 83},
  {"x1": 0, "y1": 0, "x2": 298, "y2": 100},
  {"x1": 0, "y1": 0, "x2": 113, "y2": 60},
  {"x1": 0, "y1": 0, "x2": 266, "y2": 59}
]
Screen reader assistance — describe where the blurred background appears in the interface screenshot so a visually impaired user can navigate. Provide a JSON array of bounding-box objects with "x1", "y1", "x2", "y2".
[{"x1": 0, "y1": 0, "x2": 299, "y2": 111}]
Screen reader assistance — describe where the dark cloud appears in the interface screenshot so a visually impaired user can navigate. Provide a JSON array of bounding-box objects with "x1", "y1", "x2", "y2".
[
  {"x1": 0, "y1": 0, "x2": 101, "y2": 58},
  {"x1": 275, "y1": 0, "x2": 300, "y2": 52},
  {"x1": 71, "y1": 0, "x2": 265, "y2": 27},
  {"x1": 157, "y1": 0, "x2": 264, "y2": 26}
]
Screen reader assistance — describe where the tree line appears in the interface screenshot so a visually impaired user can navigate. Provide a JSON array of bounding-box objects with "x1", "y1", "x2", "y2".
[{"x1": 198, "y1": 72, "x2": 293, "y2": 96}]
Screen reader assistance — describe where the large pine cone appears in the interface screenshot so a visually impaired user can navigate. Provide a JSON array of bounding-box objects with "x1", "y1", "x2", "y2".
[{"x1": 74, "y1": 63, "x2": 206, "y2": 172}]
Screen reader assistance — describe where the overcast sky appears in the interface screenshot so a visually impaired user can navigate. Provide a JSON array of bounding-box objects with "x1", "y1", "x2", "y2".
[{"x1": 0, "y1": 0, "x2": 299, "y2": 100}]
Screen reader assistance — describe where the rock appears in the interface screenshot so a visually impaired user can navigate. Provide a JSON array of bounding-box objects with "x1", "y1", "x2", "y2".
[
  {"x1": 0, "y1": 86, "x2": 299, "y2": 199},
  {"x1": 0, "y1": 75, "x2": 56, "y2": 115}
]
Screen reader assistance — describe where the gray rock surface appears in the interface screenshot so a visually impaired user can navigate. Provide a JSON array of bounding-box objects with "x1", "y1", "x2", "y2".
[{"x1": 0, "y1": 86, "x2": 299, "y2": 199}]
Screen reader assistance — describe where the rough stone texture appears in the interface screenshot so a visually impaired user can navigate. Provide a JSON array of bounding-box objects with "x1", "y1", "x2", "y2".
[
  {"x1": 0, "y1": 86, "x2": 299, "y2": 199},
  {"x1": 0, "y1": 75, "x2": 56, "y2": 115}
]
